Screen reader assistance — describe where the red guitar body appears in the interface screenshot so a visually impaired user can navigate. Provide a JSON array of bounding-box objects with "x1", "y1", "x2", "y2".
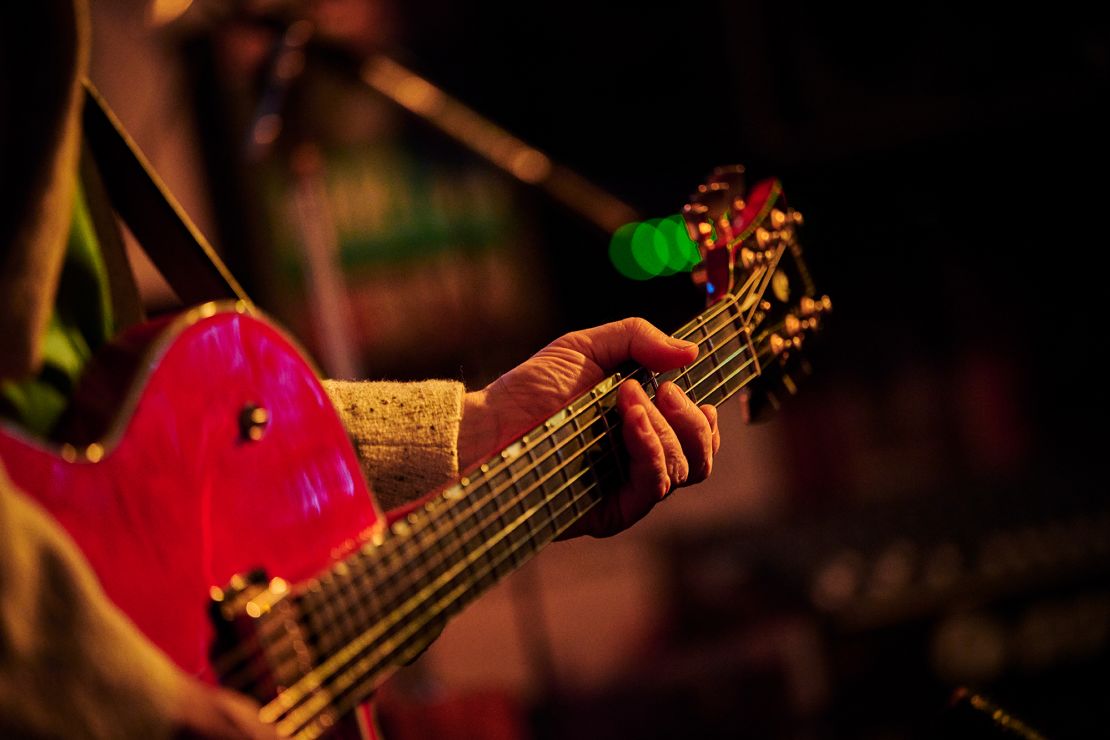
[{"x1": 0, "y1": 303, "x2": 382, "y2": 738}]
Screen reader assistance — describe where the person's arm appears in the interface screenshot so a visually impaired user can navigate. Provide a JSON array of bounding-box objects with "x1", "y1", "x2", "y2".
[
  {"x1": 327, "y1": 317, "x2": 719, "y2": 536},
  {"x1": 0, "y1": 463, "x2": 279, "y2": 739},
  {"x1": 461, "y1": 317, "x2": 719, "y2": 538},
  {"x1": 322, "y1": 379, "x2": 465, "y2": 513}
]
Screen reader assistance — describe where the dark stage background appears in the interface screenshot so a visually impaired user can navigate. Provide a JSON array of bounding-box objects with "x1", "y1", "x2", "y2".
[{"x1": 91, "y1": 1, "x2": 1110, "y2": 738}]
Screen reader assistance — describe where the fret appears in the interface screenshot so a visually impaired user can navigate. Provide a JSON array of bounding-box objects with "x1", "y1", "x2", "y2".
[
  {"x1": 306, "y1": 576, "x2": 330, "y2": 652},
  {"x1": 429, "y1": 486, "x2": 466, "y2": 580},
  {"x1": 352, "y1": 539, "x2": 389, "y2": 629},
  {"x1": 542, "y1": 418, "x2": 572, "y2": 538},
  {"x1": 368, "y1": 504, "x2": 450, "y2": 646},
  {"x1": 554, "y1": 414, "x2": 591, "y2": 533},
  {"x1": 519, "y1": 438, "x2": 547, "y2": 547},
  {"x1": 477, "y1": 472, "x2": 515, "y2": 584},
  {"x1": 699, "y1": 318, "x2": 728, "y2": 407},
  {"x1": 424, "y1": 486, "x2": 468, "y2": 618},
  {"x1": 557, "y1": 459, "x2": 594, "y2": 533},
  {"x1": 444, "y1": 475, "x2": 494, "y2": 594},
  {"x1": 331, "y1": 562, "x2": 360, "y2": 653},
  {"x1": 565, "y1": 405, "x2": 589, "y2": 522},
  {"x1": 595, "y1": 385, "x2": 626, "y2": 486},
  {"x1": 329, "y1": 571, "x2": 354, "y2": 655},
  {"x1": 506, "y1": 462, "x2": 538, "y2": 577},
  {"x1": 485, "y1": 479, "x2": 525, "y2": 583},
  {"x1": 554, "y1": 419, "x2": 586, "y2": 530},
  {"x1": 392, "y1": 517, "x2": 437, "y2": 620}
]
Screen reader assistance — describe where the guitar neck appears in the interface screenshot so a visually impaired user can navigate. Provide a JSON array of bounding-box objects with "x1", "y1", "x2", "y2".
[{"x1": 271, "y1": 292, "x2": 761, "y2": 732}]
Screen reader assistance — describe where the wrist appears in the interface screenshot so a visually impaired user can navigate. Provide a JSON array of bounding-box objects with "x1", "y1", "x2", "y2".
[{"x1": 458, "y1": 387, "x2": 500, "y2": 472}]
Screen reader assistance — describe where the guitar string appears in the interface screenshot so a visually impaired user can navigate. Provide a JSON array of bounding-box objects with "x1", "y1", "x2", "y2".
[
  {"x1": 312, "y1": 296, "x2": 746, "y2": 622},
  {"x1": 261, "y1": 331, "x2": 769, "y2": 729},
  {"x1": 265, "y1": 304, "x2": 751, "y2": 671},
  {"x1": 286, "y1": 466, "x2": 620, "y2": 739},
  {"x1": 277, "y1": 343, "x2": 778, "y2": 738},
  {"x1": 257, "y1": 205, "x2": 796, "y2": 729},
  {"x1": 218, "y1": 304, "x2": 753, "y2": 692},
  {"x1": 222, "y1": 292, "x2": 788, "y2": 716},
  {"x1": 211, "y1": 293, "x2": 743, "y2": 680},
  {"x1": 226, "y1": 309, "x2": 765, "y2": 703},
  {"x1": 339, "y1": 294, "x2": 746, "y2": 592},
  {"x1": 274, "y1": 346, "x2": 768, "y2": 738},
  {"x1": 246, "y1": 310, "x2": 759, "y2": 710}
]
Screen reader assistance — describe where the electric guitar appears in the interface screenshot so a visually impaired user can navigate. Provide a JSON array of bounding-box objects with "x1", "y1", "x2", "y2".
[{"x1": 0, "y1": 168, "x2": 829, "y2": 739}]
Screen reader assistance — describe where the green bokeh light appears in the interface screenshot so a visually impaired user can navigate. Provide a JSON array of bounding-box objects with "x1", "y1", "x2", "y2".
[
  {"x1": 658, "y1": 214, "x2": 700, "y2": 271},
  {"x1": 609, "y1": 213, "x2": 702, "y2": 280},
  {"x1": 631, "y1": 219, "x2": 669, "y2": 276},
  {"x1": 608, "y1": 221, "x2": 651, "y2": 280}
]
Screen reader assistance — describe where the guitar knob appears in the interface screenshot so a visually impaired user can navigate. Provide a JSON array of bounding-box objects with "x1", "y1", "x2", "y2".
[
  {"x1": 239, "y1": 404, "x2": 270, "y2": 442},
  {"x1": 682, "y1": 201, "x2": 710, "y2": 237}
]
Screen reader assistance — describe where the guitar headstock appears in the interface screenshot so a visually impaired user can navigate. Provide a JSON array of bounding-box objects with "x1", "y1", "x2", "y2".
[{"x1": 682, "y1": 165, "x2": 832, "y2": 421}]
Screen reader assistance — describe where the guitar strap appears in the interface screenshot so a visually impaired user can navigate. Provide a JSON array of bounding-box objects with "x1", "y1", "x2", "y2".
[
  {"x1": 78, "y1": 78, "x2": 254, "y2": 326},
  {"x1": 78, "y1": 138, "x2": 144, "y2": 329}
]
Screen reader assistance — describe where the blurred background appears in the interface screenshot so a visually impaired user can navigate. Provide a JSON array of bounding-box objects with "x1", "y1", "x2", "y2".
[{"x1": 90, "y1": 1, "x2": 1108, "y2": 737}]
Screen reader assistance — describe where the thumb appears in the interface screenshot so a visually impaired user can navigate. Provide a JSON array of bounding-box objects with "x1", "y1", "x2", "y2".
[{"x1": 557, "y1": 317, "x2": 698, "y2": 372}]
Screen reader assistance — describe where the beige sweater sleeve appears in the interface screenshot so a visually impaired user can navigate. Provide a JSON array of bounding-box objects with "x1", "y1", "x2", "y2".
[
  {"x1": 322, "y1": 379, "x2": 466, "y2": 513},
  {"x1": 0, "y1": 463, "x2": 180, "y2": 739}
]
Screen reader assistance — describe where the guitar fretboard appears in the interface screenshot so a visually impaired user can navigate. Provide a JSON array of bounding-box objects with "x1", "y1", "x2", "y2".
[{"x1": 262, "y1": 291, "x2": 763, "y2": 736}]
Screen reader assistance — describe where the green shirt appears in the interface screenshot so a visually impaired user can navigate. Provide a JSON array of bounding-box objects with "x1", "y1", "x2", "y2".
[{"x1": 1, "y1": 180, "x2": 113, "y2": 436}]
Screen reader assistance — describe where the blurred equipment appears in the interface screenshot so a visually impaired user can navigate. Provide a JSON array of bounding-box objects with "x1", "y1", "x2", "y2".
[
  {"x1": 943, "y1": 689, "x2": 1049, "y2": 740},
  {"x1": 359, "y1": 54, "x2": 640, "y2": 234},
  {"x1": 633, "y1": 480, "x2": 1110, "y2": 739}
]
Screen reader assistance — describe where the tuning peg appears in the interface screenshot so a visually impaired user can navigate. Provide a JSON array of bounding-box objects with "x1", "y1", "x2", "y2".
[
  {"x1": 799, "y1": 294, "x2": 833, "y2": 317},
  {"x1": 770, "y1": 333, "x2": 788, "y2": 357},
  {"x1": 738, "y1": 246, "x2": 778, "y2": 271},
  {"x1": 682, "y1": 201, "x2": 713, "y2": 246},
  {"x1": 708, "y1": 165, "x2": 747, "y2": 211},
  {"x1": 708, "y1": 164, "x2": 745, "y2": 192},
  {"x1": 691, "y1": 182, "x2": 732, "y2": 222}
]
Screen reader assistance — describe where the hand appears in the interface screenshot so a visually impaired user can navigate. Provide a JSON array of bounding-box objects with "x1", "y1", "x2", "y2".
[
  {"x1": 172, "y1": 675, "x2": 283, "y2": 739},
  {"x1": 459, "y1": 317, "x2": 720, "y2": 538}
]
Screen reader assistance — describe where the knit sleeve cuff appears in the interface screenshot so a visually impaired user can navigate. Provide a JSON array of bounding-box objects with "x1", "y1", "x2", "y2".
[{"x1": 322, "y1": 379, "x2": 465, "y2": 512}]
